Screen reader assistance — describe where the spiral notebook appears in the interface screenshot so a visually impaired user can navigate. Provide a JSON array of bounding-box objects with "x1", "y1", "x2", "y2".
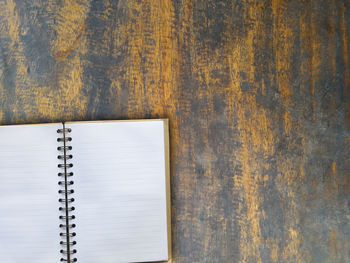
[{"x1": 0, "y1": 119, "x2": 171, "y2": 263}]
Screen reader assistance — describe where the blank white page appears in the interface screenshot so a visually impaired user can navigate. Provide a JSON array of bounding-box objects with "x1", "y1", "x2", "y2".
[
  {"x1": 68, "y1": 120, "x2": 169, "y2": 263},
  {"x1": 0, "y1": 124, "x2": 61, "y2": 263}
]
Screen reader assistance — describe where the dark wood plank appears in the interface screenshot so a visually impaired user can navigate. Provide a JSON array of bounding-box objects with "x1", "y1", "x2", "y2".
[{"x1": 0, "y1": 0, "x2": 349, "y2": 262}]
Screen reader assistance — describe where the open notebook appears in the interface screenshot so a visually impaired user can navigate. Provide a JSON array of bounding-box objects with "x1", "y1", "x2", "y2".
[{"x1": 0, "y1": 119, "x2": 171, "y2": 263}]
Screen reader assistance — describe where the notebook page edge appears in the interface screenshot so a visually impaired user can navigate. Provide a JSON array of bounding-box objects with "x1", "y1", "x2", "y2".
[
  {"x1": 163, "y1": 119, "x2": 172, "y2": 262},
  {"x1": 65, "y1": 119, "x2": 168, "y2": 125},
  {"x1": 0, "y1": 122, "x2": 62, "y2": 127}
]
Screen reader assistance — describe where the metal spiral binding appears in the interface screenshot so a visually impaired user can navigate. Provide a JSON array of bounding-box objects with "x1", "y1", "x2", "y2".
[{"x1": 57, "y1": 124, "x2": 77, "y2": 263}]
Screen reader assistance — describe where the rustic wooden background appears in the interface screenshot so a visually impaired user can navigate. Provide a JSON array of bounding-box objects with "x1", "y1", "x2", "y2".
[{"x1": 0, "y1": 0, "x2": 349, "y2": 262}]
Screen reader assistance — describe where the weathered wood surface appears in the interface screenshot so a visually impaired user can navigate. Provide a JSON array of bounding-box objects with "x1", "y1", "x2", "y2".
[{"x1": 0, "y1": 0, "x2": 349, "y2": 262}]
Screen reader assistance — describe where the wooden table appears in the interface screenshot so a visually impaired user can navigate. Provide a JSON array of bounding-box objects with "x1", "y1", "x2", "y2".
[{"x1": 0, "y1": 1, "x2": 349, "y2": 262}]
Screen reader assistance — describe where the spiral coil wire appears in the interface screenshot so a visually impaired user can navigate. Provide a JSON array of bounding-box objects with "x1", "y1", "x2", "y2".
[{"x1": 57, "y1": 126, "x2": 77, "y2": 262}]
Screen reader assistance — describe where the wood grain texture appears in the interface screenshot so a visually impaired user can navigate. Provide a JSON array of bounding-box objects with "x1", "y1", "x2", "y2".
[{"x1": 0, "y1": 0, "x2": 349, "y2": 262}]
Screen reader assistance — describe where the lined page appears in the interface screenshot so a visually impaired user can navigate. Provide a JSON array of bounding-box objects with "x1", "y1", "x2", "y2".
[
  {"x1": 68, "y1": 121, "x2": 168, "y2": 263},
  {"x1": 0, "y1": 124, "x2": 61, "y2": 263}
]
